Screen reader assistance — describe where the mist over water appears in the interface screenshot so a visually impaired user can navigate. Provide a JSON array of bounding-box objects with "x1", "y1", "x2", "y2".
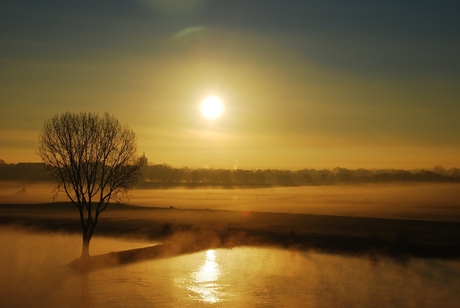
[
  {"x1": 1, "y1": 227, "x2": 459, "y2": 307},
  {"x1": 1, "y1": 181, "x2": 459, "y2": 306}
]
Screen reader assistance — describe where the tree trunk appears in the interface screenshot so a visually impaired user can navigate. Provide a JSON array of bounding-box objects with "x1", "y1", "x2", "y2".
[{"x1": 81, "y1": 234, "x2": 91, "y2": 259}]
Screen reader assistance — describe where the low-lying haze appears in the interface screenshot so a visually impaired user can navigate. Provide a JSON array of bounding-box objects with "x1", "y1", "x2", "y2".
[{"x1": 2, "y1": 181, "x2": 459, "y2": 222}]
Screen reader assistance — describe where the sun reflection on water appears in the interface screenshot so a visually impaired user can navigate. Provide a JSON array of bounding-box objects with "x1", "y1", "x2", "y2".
[
  {"x1": 195, "y1": 250, "x2": 220, "y2": 282},
  {"x1": 175, "y1": 249, "x2": 226, "y2": 304}
]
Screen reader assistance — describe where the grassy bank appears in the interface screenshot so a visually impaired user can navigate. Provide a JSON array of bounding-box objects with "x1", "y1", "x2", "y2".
[{"x1": 1, "y1": 203, "x2": 459, "y2": 263}]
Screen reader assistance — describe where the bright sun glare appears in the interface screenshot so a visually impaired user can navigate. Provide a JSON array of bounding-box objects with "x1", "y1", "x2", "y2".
[{"x1": 200, "y1": 96, "x2": 224, "y2": 120}]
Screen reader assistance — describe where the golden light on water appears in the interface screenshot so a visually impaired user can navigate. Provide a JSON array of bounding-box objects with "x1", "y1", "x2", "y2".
[
  {"x1": 176, "y1": 249, "x2": 225, "y2": 304},
  {"x1": 194, "y1": 250, "x2": 220, "y2": 282}
]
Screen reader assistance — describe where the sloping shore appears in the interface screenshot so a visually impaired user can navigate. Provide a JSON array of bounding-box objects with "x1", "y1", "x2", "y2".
[{"x1": 68, "y1": 242, "x2": 213, "y2": 272}]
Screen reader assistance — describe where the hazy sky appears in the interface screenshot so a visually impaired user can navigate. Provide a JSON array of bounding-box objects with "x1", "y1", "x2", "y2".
[{"x1": 1, "y1": 0, "x2": 459, "y2": 169}]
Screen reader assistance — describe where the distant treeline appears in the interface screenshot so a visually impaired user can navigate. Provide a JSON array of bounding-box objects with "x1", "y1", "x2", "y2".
[
  {"x1": 1, "y1": 159, "x2": 460, "y2": 186},
  {"x1": 0, "y1": 161, "x2": 51, "y2": 181},
  {"x1": 140, "y1": 164, "x2": 460, "y2": 186}
]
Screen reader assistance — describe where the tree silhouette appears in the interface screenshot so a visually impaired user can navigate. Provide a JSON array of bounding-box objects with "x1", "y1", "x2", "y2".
[{"x1": 38, "y1": 112, "x2": 142, "y2": 258}]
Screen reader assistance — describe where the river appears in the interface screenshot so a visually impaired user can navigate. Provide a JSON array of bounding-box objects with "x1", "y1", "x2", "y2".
[{"x1": 1, "y1": 227, "x2": 459, "y2": 307}]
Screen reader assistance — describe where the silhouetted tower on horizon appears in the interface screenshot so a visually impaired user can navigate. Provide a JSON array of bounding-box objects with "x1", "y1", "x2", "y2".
[
  {"x1": 140, "y1": 152, "x2": 149, "y2": 182},
  {"x1": 140, "y1": 152, "x2": 148, "y2": 167}
]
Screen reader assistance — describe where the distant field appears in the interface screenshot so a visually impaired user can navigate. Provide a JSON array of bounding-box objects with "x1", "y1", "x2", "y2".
[{"x1": 1, "y1": 181, "x2": 460, "y2": 222}]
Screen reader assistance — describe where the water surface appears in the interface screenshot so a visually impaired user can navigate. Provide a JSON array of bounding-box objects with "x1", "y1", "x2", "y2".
[{"x1": 1, "y1": 228, "x2": 459, "y2": 307}]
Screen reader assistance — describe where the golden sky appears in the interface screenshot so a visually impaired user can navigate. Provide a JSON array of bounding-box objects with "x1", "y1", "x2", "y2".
[{"x1": 1, "y1": 0, "x2": 460, "y2": 169}]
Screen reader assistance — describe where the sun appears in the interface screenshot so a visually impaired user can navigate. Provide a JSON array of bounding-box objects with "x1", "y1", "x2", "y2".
[{"x1": 200, "y1": 96, "x2": 224, "y2": 120}]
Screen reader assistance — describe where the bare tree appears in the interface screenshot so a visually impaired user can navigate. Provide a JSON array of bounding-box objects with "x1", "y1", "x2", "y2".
[{"x1": 38, "y1": 112, "x2": 142, "y2": 258}]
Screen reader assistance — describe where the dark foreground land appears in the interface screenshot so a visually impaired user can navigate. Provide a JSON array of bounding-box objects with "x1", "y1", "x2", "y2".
[{"x1": 1, "y1": 202, "x2": 459, "y2": 270}]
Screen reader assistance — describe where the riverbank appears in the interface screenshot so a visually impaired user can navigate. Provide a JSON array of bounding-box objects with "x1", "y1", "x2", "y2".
[{"x1": 1, "y1": 202, "x2": 459, "y2": 264}]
